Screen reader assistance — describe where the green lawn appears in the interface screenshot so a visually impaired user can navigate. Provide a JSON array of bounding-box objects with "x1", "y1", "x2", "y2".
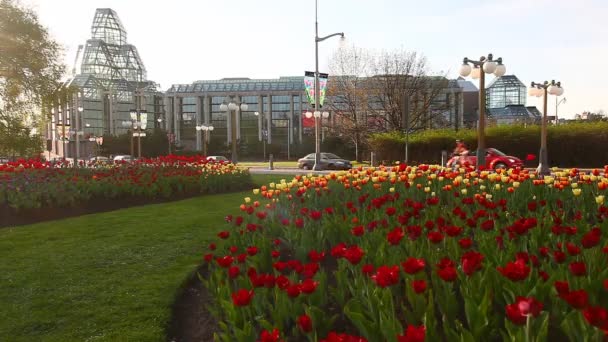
[{"x1": 0, "y1": 174, "x2": 293, "y2": 342}]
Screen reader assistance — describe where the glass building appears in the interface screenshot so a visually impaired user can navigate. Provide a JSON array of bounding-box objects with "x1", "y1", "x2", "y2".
[
  {"x1": 165, "y1": 77, "x2": 311, "y2": 155},
  {"x1": 47, "y1": 8, "x2": 164, "y2": 158},
  {"x1": 167, "y1": 76, "x2": 465, "y2": 155},
  {"x1": 486, "y1": 75, "x2": 540, "y2": 125}
]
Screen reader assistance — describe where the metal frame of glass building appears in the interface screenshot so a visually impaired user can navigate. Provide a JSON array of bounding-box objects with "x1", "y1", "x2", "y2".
[
  {"x1": 166, "y1": 76, "x2": 465, "y2": 153},
  {"x1": 486, "y1": 75, "x2": 539, "y2": 125},
  {"x1": 46, "y1": 8, "x2": 164, "y2": 158}
]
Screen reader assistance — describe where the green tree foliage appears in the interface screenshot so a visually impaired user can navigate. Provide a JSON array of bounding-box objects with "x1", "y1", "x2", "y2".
[{"x1": 0, "y1": 0, "x2": 65, "y2": 157}]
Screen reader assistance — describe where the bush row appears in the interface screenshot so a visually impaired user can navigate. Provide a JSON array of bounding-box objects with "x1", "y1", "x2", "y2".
[{"x1": 369, "y1": 122, "x2": 608, "y2": 167}]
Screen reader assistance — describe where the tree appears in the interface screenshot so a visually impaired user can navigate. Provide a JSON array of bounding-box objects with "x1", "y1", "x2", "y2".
[
  {"x1": 366, "y1": 49, "x2": 452, "y2": 132},
  {"x1": 0, "y1": 111, "x2": 43, "y2": 158},
  {"x1": 327, "y1": 46, "x2": 454, "y2": 161},
  {"x1": 327, "y1": 45, "x2": 371, "y2": 162},
  {"x1": 0, "y1": 0, "x2": 64, "y2": 114}
]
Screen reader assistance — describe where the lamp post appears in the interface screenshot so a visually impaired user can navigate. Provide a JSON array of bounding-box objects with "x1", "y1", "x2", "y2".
[
  {"x1": 196, "y1": 124, "x2": 214, "y2": 156},
  {"x1": 313, "y1": 0, "x2": 344, "y2": 171},
  {"x1": 254, "y1": 111, "x2": 268, "y2": 161},
  {"x1": 220, "y1": 98, "x2": 247, "y2": 164},
  {"x1": 458, "y1": 53, "x2": 506, "y2": 170},
  {"x1": 127, "y1": 109, "x2": 147, "y2": 158},
  {"x1": 75, "y1": 93, "x2": 84, "y2": 166},
  {"x1": 529, "y1": 80, "x2": 564, "y2": 176},
  {"x1": 555, "y1": 97, "x2": 566, "y2": 125}
]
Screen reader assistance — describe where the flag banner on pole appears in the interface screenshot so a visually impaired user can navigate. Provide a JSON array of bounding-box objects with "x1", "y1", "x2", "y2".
[
  {"x1": 304, "y1": 71, "x2": 329, "y2": 107},
  {"x1": 140, "y1": 113, "x2": 148, "y2": 130}
]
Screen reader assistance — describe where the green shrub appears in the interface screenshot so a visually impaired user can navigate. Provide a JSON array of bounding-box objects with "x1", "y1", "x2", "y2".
[{"x1": 369, "y1": 122, "x2": 608, "y2": 167}]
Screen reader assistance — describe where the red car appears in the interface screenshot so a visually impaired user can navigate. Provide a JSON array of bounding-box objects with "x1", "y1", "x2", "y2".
[{"x1": 446, "y1": 148, "x2": 523, "y2": 171}]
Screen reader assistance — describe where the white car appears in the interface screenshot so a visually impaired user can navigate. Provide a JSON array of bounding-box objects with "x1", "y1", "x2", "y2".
[
  {"x1": 113, "y1": 155, "x2": 134, "y2": 162},
  {"x1": 207, "y1": 156, "x2": 230, "y2": 163}
]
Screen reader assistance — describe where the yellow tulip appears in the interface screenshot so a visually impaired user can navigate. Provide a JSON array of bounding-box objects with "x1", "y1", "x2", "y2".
[
  {"x1": 571, "y1": 183, "x2": 578, "y2": 189},
  {"x1": 461, "y1": 189, "x2": 468, "y2": 195},
  {"x1": 596, "y1": 195, "x2": 605, "y2": 205},
  {"x1": 480, "y1": 185, "x2": 486, "y2": 191},
  {"x1": 252, "y1": 189, "x2": 260, "y2": 195},
  {"x1": 269, "y1": 182, "x2": 276, "y2": 188},
  {"x1": 244, "y1": 197, "x2": 251, "y2": 203},
  {"x1": 389, "y1": 187, "x2": 395, "y2": 193},
  {"x1": 572, "y1": 188, "x2": 582, "y2": 196},
  {"x1": 495, "y1": 184, "x2": 501, "y2": 190},
  {"x1": 513, "y1": 182, "x2": 520, "y2": 188},
  {"x1": 424, "y1": 187, "x2": 431, "y2": 193},
  {"x1": 485, "y1": 194, "x2": 493, "y2": 200}
]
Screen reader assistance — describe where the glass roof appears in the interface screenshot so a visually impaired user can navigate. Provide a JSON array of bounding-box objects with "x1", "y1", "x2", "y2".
[
  {"x1": 487, "y1": 105, "x2": 541, "y2": 118},
  {"x1": 168, "y1": 76, "x2": 306, "y2": 93},
  {"x1": 486, "y1": 75, "x2": 526, "y2": 89}
]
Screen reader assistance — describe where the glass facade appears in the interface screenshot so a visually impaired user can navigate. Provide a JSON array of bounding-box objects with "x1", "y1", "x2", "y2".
[{"x1": 486, "y1": 75, "x2": 527, "y2": 109}]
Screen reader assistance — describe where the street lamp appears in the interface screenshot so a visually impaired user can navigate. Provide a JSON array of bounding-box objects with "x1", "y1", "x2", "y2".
[
  {"x1": 459, "y1": 53, "x2": 506, "y2": 170},
  {"x1": 254, "y1": 111, "x2": 269, "y2": 161},
  {"x1": 196, "y1": 124, "x2": 214, "y2": 156},
  {"x1": 530, "y1": 80, "x2": 564, "y2": 175},
  {"x1": 312, "y1": 0, "x2": 344, "y2": 171},
  {"x1": 128, "y1": 109, "x2": 148, "y2": 158},
  {"x1": 220, "y1": 98, "x2": 247, "y2": 164},
  {"x1": 555, "y1": 97, "x2": 566, "y2": 125}
]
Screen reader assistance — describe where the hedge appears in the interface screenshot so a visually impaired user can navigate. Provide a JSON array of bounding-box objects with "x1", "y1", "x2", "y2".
[{"x1": 369, "y1": 122, "x2": 608, "y2": 168}]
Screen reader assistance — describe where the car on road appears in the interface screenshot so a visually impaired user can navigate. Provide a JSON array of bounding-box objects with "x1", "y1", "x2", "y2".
[
  {"x1": 89, "y1": 156, "x2": 110, "y2": 163},
  {"x1": 446, "y1": 148, "x2": 523, "y2": 171},
  {"x1": 297, "y1": 153, "x2": 352, "y2": 170},
  {"x1": 207, "y1": 156, "x2": 230, "y2": 163},
  {"x1": 112, "y1": 155, "x2": 134, "y2": 162}
]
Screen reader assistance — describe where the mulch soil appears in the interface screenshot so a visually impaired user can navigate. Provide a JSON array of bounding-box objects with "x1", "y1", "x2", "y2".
[{"x1": 167, "y1": 265, "x2": 217, "y2": 342}]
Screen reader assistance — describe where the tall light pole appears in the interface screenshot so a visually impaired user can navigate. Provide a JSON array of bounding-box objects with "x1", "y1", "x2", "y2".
[
  {"x1": 220, "y1": 98, "x2": 248, "y2": 164},
  {"x1": 196, "y1": 124, "x2": 214, "y2": 156},
  {"x1": 458, "y1": 54, "x2": 506, "y2": 170},
  {"x1": 254, "y1": 111, "x2": 268, "y2": 161},
  {"x1": 529, "y1": 80, "x2": 564, "y2": 175},
  {"x1": 313, "y1": 0, "x2": 344, "y2": 171},
  {"x1": 555, "y1": 97, "x2": 566, "y2": 125}
]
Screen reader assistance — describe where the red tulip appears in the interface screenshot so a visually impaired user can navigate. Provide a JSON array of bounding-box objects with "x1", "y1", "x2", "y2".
[
  {"x1": 569, "y1": 261, "x2": 587, "y2": 276},
  {"x1": 505, "y1": 297, "x2": 543, "y2": 325},
  {"x1": 300, "y1": 278, "x2": 319, "y2": 294},
  {"x1": 228, "y1": 266, "x2": 240, "y2": 279},
  {"x1": 247, "y1": 246, "x2": 259, "y2": 256},
  {"x1": 583, "y1": 306, "x2": 608, "y2": 330},
  {"x1": 458, "y1": 237, "x2": 473, "y2": 249},
  {"x1": 402, "y1": 257, "x2": 426, "y2": 275},
  {"x1": 497, "y1": 259, "x2": 530, "y2": 281},
  {"x1": 562, "y1": 289, "x2": 589, "y2": 309},
  {"x1": 371, "y1": 265, "x2": 400, "y2": 288},
  {"x1": 411, "y1": 280, "x2": 427, "y2": 294},
  {"x1": 387, "y1": 227, "x2": 405, "y2": 245},
  {"x1": 217, "y1": 231, "x2": 230, "y2": 239},
  {"x1": 308, "y1": 249, "x2": 326, "y2": 262},
  {"x1": 461, "y1": 251, "x2": 484, "y2": 276},
  {"x1": 343, "y1": 245, "x2": 365, "y2": 265},
  {"x1": 437, "y1": 266, "x2": 457, "y2": 282},
  {"x1": 215, "y1": 255, "x2": 234, "y2": 268},
  {"x1": 397, "y1": 325, "x2": 426, "y2": 342},
  {"x1": 231, "y1": 289, "x2": 254, "y2": 306},
  {"x1": 526, "y1": 154, "x2": 536, "y2": 161},
  {"x1": 298, "y1": 314, "x2": 313, "y2": 333},
  {"x1": 259, "y1": 328, "x2": 281, "y2": 342},
  {"x1": 286, "y1": 284, "x2": 301, "y2": 298},
  {"x1": 310, "y1": 210, "x2": 322, "y2": 220},
  {"x1": 427, "y1": 231, "x2": 444, "y2": 244},
  {"x1": 362, "y1": 264, "x2": 375, "y2": 276}
]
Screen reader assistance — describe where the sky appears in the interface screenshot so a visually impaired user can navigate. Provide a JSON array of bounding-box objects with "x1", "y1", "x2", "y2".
[{"x1": 24, "y1": 0, "x2": 608, "y2": 119}]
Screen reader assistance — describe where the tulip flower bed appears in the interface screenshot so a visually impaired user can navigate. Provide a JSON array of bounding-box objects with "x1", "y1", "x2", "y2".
[
  {"x1": 202, "y1": 164, "x2": 608, "y2": 341},
  {"x1": 0, "y1": 155, "x2": 251, "y2": 226}
]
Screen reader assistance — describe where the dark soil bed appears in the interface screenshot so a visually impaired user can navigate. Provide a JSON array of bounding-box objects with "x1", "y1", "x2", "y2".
[
  {"x1": 0, "y1": 186, "x2": 252, "y2": 229},
  {"x1": 167, "y1": 265, "x2": 217, "y2": 342}
]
